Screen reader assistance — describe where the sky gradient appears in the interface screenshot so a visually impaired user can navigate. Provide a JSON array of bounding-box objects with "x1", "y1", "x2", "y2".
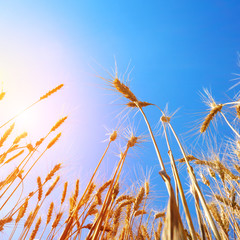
[{"x1": 0, "y1": 1, "x2": 240, "y2": 236}]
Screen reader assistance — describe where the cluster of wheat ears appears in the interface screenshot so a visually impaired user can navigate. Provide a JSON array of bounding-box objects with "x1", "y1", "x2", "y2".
[{"x1": 0, "y1": 69, "x2": 240, "y2": 240}]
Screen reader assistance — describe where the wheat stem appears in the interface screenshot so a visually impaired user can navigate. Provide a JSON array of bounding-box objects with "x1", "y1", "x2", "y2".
[
  {"x1": 162, "y1": 121, "x2": 197, "y2": 240},
  {"x1": 168, "y1": 122, "x2": 221, "y2": 240},
  {"x1": 59, "y1": 140, "x2": 112, "y2": 240},
  {"x1": 135, "y1": 103, "x2": 166, "y2": 172},
  {"x1": 220, "y1": 112, "x2": 240, "y2": 138}
]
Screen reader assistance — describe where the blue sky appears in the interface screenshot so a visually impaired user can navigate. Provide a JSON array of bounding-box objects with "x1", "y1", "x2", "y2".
[{"x1": 0, "y1": 0, "x2": 240, "y2": 237}]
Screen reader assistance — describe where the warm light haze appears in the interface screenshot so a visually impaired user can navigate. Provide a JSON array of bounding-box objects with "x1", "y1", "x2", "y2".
[{"x1": 0, "y1": 1, "x2": 240, "y2": 240}]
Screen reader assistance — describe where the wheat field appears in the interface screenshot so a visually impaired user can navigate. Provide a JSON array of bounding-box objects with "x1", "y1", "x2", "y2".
[{"x1": 0, "y1": 70, "x2": 240, "y2": 240}]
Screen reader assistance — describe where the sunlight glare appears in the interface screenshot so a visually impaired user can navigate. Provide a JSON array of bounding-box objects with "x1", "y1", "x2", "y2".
[{"x1": 15, "y1": 108, "x2": 38, "y2": 133}]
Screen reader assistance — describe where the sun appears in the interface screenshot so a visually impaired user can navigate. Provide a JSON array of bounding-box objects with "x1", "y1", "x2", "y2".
[{"x1": 14, "y1": 108, "x2": 38, "y2": 133}]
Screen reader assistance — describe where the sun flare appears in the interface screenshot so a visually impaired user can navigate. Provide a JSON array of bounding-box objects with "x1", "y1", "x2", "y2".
[{"x1": 14, "y1": 109, "x2": 38, "y2": 133}]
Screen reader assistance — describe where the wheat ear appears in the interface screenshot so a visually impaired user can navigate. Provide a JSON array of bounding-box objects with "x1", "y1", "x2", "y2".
[
  {"x1": 29, "y1": 217, "x2": 41, "y2": 240},
  {"x1": 113, "y1": 78, "x2": 138, "y2": 102},
  {"x1": 200, "y1": 104, "x2": 222, "y2": 133}
]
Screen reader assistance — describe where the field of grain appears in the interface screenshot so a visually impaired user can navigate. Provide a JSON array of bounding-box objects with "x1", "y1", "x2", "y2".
[{"x1": 0, "y1": 69, "x2": 239, "y2": 240}]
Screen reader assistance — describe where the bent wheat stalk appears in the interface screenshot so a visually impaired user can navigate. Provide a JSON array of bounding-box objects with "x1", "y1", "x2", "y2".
[
  {"x1": 152, "y1": 103, "x2": 221, "y2": 240},
  {"x1": 160, "y1": 170, "x2": 186, "y2": 240},
  {"x1": 168, "y1": 122, "x2": 221, "y2": 240},
  {"x1": 162, "y1": 120, "x2": 197, "y2": 240},
  {"x1": 114, "y1": 77, "x2": 194, "y2": 238}
]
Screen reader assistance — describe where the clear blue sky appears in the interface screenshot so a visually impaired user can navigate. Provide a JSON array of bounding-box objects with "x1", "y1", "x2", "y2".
[{"x1": 0, "y1": 0, "x2": 240, "y2": 237}]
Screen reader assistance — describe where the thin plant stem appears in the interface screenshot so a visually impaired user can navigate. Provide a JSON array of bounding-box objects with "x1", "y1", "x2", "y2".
[
  {"x1": 153, "y1": 103, "x2": 221, "y2": 239},
  {"x1": 162, "y1": 122, "x2": 197, "y2": 240},
  {"x1": 168, "y1": 122, "x2": 221, "y2": 240},
  {"x1": 0, "y1": 149, "x2": 47, "y2": 211},
  {"x1": 8, "y1": 222, "x2": 18, "y2": 240},
  {"x1": 135, "y1": 103, "x2": 166, "y2": 172},
  {"x1": 59, "y1": 140, "x2": 113, "y2": 240},
  {"x1": 220, "y1": 112, "x2": 240, "y2": 138},
  {"x1": 192, "y1": 185, "x2": 207, "y2": 240},
  {"x1": 89, "y1": 146, "x2": 129, "y2": 240}
]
